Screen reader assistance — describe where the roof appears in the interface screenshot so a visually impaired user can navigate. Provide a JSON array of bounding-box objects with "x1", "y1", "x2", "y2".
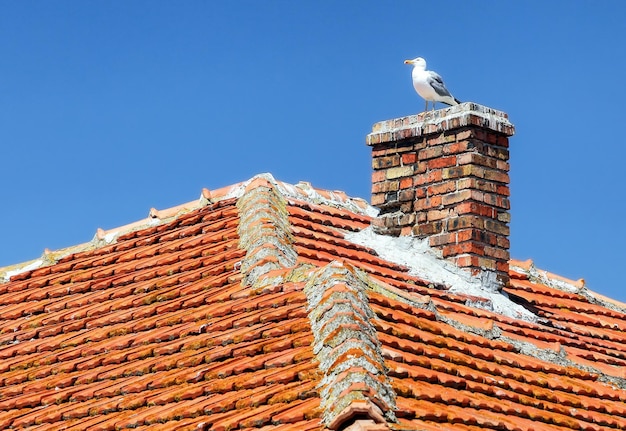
[{"x1": 1, "y1": 173, "x2": 626, "y2": 431}]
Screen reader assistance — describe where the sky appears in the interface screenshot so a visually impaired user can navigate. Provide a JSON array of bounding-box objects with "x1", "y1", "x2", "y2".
[{"x1": 1, "y1": 1, "x2": 625, "y2": 301}]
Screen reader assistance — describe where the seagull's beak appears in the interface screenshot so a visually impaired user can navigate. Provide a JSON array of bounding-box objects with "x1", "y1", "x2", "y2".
[{"x1": 404, "y1": 59, "x2": 413, "y2": 65}]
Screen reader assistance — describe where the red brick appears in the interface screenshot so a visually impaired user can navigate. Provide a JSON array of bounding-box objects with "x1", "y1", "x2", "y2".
[
  {"x1": 402, "y1": 153, "x2": 417, "y2": 164},
  {"x1": 372, "y1": 171, "x2": 386, "y2": 183},
  {"x1": 427, "y1": 156, "x2": 457, "y2": 170},
  {"x1": 456, "y1": 202, "x2": 495, "y2": 218},
  {"x1": 442, "y1": 242, "x2": 485, "y2": 258},
  {"x1": 426, "y1": 208, "x2": 450, "y2": 221},
  {"x1": 496, "y1": 261, "x2": 510, "y2": 273},
  {"x1": 415, "y1": 170, "x2": 443, "y2": 186},
  {"x1": 496, "y1": 134, "x2": 510, "y2": 147},
  {"x1": 399, "y1": 177, "x2": 413, "y2": 189},
  {"x1": 496, "y1": 185, "x2": 510, "y2": 197},
  {"x1": 454, "y1": 254, "x2": 479, "y2": 268},
  {"x1": 455, "y1": 228, "x2": 497, "y2": 245}
]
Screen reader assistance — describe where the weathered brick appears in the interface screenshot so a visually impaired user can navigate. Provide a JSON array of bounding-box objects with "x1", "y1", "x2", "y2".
[
  {"x1": 484, "y1": 219, "x2": 510, "y2": 236},
  {"x1": 446, "y1": 215, "x2": 484, "y2": 231},
  {"x1": 414, "y1": 195, "x2": 442, "y2": 211},
  {"x1": 427, "y1": 182, "x2": 456, "y2": 196},
  {"x1": 386, "y1": 166, "x2": 414, "y2": 180},
  {"x1": 456, "y1": 228, "x2": 497, "y2": 245},
  {"x1": 455, "y1": 129, "x2": 473, "y2": 140},
  {"x1": 426, "y1": 132, "x2": 457, "y2": 146},
  {"x1": 442, "y1": 190, "x2": 476, "y2": 206},
  {"x1": 372, "y1": 155, "x2": 400, "y2": 170},
  {"x1": 482, "y1": 169, "x2": 509, "y2": 184},
  {"x1": 371, "y1": 194, "x2": 387, "y2": 206},
  {"x1": 457, "y1": 152, "x2": 498, "y2": 169},
  {"x1": 484, "y1": 245, "x2": 510, "y2": 261},
  {"x1": 372, "y1": 180, "x2": 399, "y2": 194},
  {"x1": 442, "y1": 165, "x2": 474, "y2": 180},
  {"x1": 456, "y1": 177, "x2": 497, "y2": 194},
  {"x1": 415, "y1": 169, "x2": 443, "y2": 186},
  {"x1": 413, "y1": 221, "x2": 444, "y2": 236},
  {"x1": 418, "y1": 145, "x2": 443, "y2": 160},
  {"x1": 497, "y1": 211, "x2": 511, "y2": 223},
  {"x1": 496, "y1": 235, "x2": 510, "y2": 249},
  {"x1": 398, "y1": 189, "x2": 415, "y2": 202},
  {"x1": 369, "y1": 108, "x2": 513, "y2": 285},
  {"x1": 481, "y1": 193, "x2": 509, "y2": 209},
  {"x1": 476, "y1": 256, "x2": 497, "y2": 270},
  {"x1": 429, "y1": 232, "x2": 456, "y2": 247}
]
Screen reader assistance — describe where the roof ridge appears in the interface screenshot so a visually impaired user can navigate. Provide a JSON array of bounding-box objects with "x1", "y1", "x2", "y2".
[
  {"x1": 510, "y1": 259, "x2": 626, "y2": 315},
  {"x1": 0, "y1": 173, "x2": 371, "y2": 284},
  {"x1": 304, "y1": 261, "x2": 396, "y2": 429},
  {"x1": 236, "y1": 176, "x2": 298, "y2": 289}
]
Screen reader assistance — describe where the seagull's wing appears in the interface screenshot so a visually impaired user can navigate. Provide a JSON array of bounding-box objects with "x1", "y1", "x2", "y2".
[{"x1": 427, "y1": 71, "x2": 454, "y2": 98}]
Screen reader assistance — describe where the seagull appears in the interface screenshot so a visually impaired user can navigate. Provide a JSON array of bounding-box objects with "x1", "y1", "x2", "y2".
[{"x1": 404, "y1": 57, "x2": 460, "y2": 111}]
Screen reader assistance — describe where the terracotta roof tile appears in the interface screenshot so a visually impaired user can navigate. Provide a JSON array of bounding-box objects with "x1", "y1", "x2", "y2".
[{"x1": 1, "y1": 175, "x2": 625, "y2": 430}]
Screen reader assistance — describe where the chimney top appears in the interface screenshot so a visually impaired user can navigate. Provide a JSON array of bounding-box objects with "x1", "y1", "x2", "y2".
[
  {"x1": 367, "y1": 102, "x2": 514, "y2": 288},
  {"x1": 367, "y1": 103, "x2": 514, "y2": 146}
]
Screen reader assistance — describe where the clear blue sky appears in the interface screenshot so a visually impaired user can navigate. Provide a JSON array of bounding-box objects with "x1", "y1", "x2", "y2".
[{"x1": 1, "y1": 2, "x2": 625, "y2": 301}]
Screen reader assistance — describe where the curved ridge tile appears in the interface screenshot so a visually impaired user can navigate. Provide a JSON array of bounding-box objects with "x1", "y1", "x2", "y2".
[
  {"x1": 304, "y1": 261, "x2": 396, "y2": 429},
  {"x1": 237, "y1": 177, "x2": 298, "y2": 289}
]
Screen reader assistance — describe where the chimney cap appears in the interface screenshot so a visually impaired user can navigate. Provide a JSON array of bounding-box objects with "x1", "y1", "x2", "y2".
[{"x1": 367, "y1": 102, "x2": 514, "y2": 146}]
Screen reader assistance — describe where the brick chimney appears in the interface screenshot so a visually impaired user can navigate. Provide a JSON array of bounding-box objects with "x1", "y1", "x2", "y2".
[{"x1": 367, "y1": 103, "x2": 515, "y2": 287}]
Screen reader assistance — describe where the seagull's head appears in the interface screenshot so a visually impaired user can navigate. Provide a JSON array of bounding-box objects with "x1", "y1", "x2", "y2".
[{"x1": 404, "y1": 57, "x2": 426, "y2": 69}]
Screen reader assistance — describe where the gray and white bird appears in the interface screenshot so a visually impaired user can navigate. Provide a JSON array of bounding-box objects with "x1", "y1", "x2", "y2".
[{"x1": 404, "y1": 57, "x2": 460, "y2": 111}]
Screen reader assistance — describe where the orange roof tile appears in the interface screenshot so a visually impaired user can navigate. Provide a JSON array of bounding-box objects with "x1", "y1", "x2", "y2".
[{"x1": 0, "y1": 174, "x2": 625, "y2": 430}]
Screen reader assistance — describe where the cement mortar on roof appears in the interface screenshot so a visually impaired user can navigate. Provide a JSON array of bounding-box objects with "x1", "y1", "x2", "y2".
[{"x1": 346, "y1": 227, "x2": 538, "y2": 322}]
